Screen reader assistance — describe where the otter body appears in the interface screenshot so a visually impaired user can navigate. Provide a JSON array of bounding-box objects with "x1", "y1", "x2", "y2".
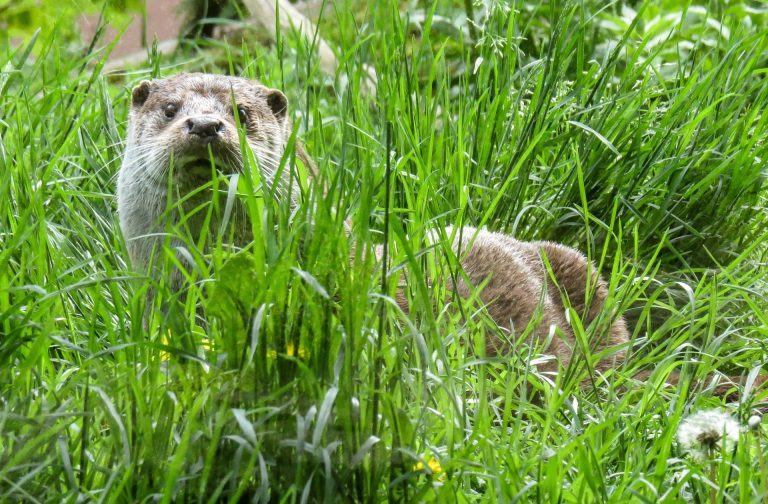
[
  {"x1": 117, "y1": 72, "x2": 628, "y2": 372},
  {"x1": 432, "y1": 227, "x2": 627, "y2": 371}
]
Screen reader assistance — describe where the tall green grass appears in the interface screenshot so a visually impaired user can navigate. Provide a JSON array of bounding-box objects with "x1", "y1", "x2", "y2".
[{"x1": 1, "y1": 0, "x2": 768, "y2": 501}]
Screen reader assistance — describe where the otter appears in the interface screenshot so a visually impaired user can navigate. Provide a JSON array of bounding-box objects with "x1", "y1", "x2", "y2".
[{"x1": 116, "y1": 72, "x2": 628, "y2": 376}]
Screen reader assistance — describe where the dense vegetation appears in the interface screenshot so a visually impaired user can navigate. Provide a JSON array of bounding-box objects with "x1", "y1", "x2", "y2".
[{"x1": 2, "y1": 0, "x2": 768, "y2": 501}]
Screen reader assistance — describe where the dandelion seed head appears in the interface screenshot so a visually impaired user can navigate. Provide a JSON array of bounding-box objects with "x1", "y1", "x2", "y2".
[{"x1": 677, "y1": 409, "x2": 739, "y2": 462}]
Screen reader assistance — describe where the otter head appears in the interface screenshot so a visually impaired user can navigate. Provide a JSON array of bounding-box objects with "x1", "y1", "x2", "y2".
[
  {"x1": 123, "y1": 72, "x2": 292, "y2": 192},
  {"x1": 117, "y1": 73, "x2": 301, "y2": 272}
]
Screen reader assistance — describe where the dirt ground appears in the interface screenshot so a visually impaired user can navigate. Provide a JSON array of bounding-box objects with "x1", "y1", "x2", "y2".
[{"x1": 79, "y1": 1, "x2": 183, "y2": 59}]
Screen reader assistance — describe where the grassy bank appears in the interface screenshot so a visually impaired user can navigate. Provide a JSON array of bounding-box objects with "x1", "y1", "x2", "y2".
[{"x1": 2, "y1": 0, "x2": 768, "y2": 501}]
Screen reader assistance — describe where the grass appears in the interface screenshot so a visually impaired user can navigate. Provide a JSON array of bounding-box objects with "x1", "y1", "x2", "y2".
[{"x1": 2, "y1": 0, "x2": 768, "y2": 501}]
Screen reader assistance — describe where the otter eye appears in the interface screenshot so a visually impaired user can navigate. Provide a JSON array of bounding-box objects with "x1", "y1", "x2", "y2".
[
  {"x1": 236, "y1": 106, "x2": 248, "y2": 125},
  {"x1": 164, "y1": 104, "x2": 178, "y2": 119}
]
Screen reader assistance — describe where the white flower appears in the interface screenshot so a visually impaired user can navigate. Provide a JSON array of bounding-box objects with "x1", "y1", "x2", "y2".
[{"x1": 677, "y1": 409, "x2": 740, "y2": 462}]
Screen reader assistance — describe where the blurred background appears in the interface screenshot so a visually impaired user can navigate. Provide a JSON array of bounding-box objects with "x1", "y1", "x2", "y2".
[
  {"x1": 78, "y1": 0, "x2": 183, "y2": 59},
  {"x1": 2, "y1": 0, "x2": 328, "y2": 64}
]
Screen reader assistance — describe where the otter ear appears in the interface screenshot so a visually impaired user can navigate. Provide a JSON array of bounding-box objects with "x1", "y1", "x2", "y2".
[
  {"x1": 264, "y1": 88, "x2": 288, "y2": 120},
  {"x1": 131, "y1": 80, "x2": 153, "y2": 108}
]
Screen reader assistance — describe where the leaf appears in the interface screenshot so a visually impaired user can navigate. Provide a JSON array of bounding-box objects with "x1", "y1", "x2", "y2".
[
  {"x1": 231, "y1": 408, "x2": 257, "y2": 446},
  {"x1": 566, "y1": 120, "x2": 621, "y2": 157},
  {"x1": 292, "y1": 267, "x2": 330, "y2": 299},
  {"x1": 312, "y1": 387, "x2": 338, "y2": 447},
  {"x1": 351, "y1": 436, "x2": 380, "y2": 467}
]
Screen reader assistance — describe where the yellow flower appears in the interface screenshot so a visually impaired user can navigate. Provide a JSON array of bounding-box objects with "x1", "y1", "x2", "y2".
[
  {"x1": 286, "y1": 342, "x2": 310, "y2": 359},
  {"x1": 160, "y1": 329, "x2": 172, "y2": 361},
  {"x1": 159, "y1": 330, "x2": 212, "y2": 361},
  {"x1": 414, "y1": 456, "x2": 442, "y2": 474},
  {"x1": 266, "y1": 343, "x2": 310, "y2": 361}
]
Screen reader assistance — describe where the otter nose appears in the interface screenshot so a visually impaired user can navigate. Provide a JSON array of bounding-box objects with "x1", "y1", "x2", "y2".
[{"x1": 186, "y1": 117, "x2": 223, "y2": 138}]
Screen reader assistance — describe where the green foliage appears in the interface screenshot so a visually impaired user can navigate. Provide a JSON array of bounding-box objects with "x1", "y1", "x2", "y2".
[
  {"x1": 1, "y1": 0, "x2": 768, "y2": 501},
  {"x1": 0, "y1": 0, "x2": 144, "y2": 49},
  {"x1": 395, "y1": 0, "x2": 768, "y2": 267}
]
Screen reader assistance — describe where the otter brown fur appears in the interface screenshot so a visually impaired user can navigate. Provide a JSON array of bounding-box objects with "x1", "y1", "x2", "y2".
[
  {"x1": 377, "y1": 226, "x2": 628, "y2": 374},
  {"x1": 117, "y1": 72, "x2": 628, "y2": 375},
  {"x1": 445, "y1": 227, "x2": 627, "y2": 372}
]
